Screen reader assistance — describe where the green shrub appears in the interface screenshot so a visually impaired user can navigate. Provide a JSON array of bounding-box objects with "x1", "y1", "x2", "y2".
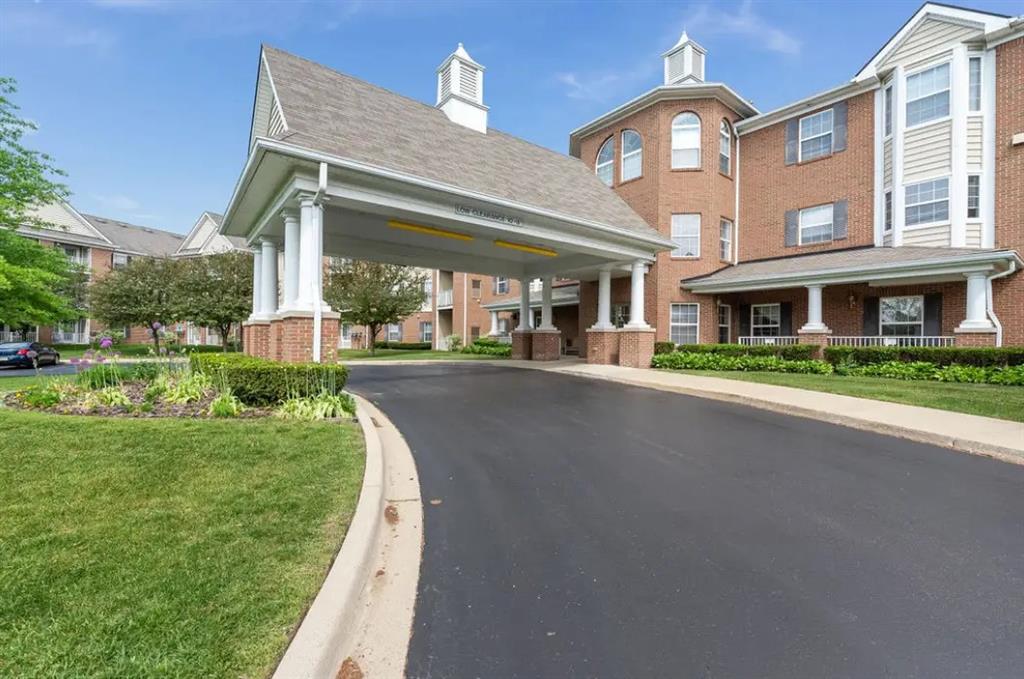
[
  {"x1": 190, "y1": 353, "x2": 349, "y2": 406},
  {"x1": 275, "y1": 392, "x2": 356, "y2": 421},
  {"x1": 988, "y1": 365, "x2": 1024, "y2": 386},
  {"x1": 672, "y1": 343, "x2": 817, "y2": 360},
  {"x1": 461, "y1": 339, "x2": 511, "y2": 357},
  {"x1": 14, "y1": 385, "x2": 64, "y2": 409},
  {"x1": 823, "y1": 345, "x2": 1024, "y2": 367},
  {"x1": 836, "y1": 360, "x2": 939, "y2": 380},
  {"x1": 163, "y1": 372, "x2": 213, "y2": 404},
  {"x1": 209, "y1": 391, "x2": 245, "y2": 418},
  {"x1": 372, "y1": 341, "x2": 432, "y2": 350},
  {"x1": 654, "y1": 342, "x2": 677, "y2": 355},
  {"x1": 93, "y1": 386, "x2": 132, "y2": 408},
  {"x1": 652, "y1": 351, "x2": 833, "y2": 375},
  {"x1": 446, "y1": 335, "x2": 463, "y2": 352}
]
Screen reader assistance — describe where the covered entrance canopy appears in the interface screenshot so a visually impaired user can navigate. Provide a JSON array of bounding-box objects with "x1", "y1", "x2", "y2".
[{"x1": 219, "y1": 46, "x2": 672, "y2": 363}]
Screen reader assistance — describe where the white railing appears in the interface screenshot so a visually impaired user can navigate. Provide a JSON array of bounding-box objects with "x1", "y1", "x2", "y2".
[
  {"x1": 829, "y1": 336, "x2": 955, "y2": 348},
  {"x1": 52, "y1": 332, "x2": 88, "y2": 344},
  {"x1": 739, "y1": 336, "x2": 800, "y2": 346},
  {"x1": 437, "y1": 289, "x2": 454, "y2": 308},
  {"x1": 495, "y1": 335, "x2": 513, "y2": 345},
  {"x1": 0, "y1": 331, "x2": 38, "y2": 343}
]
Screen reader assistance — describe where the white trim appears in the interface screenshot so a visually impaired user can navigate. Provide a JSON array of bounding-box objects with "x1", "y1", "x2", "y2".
[
  {"x1": 904, "y1": 175, "x2": 950, "y2": 229},
  {"x1": 719, "y1": 218, "x2": 733, "y2": 262},
  {"x1": 596, "y1": 136, "x2": 615, "y2": 186},
  {"x1": 620, "y1": 129, "x2": 643, "y2": 182},
  {"x1": 797, "y1": 203, "x2": 835, "y2": 245},
  {"x1": 750, "y1": 303, "x2": 782, "y2": 337},
  {"x1": 879, "y1": 294, "x2": 925, "y2": 336},
  {"x1": 670, "y1": 213, "x2": 701, "y2": 259},
  {"x1": 904, "y1": 59, "x2": 951, "y2": 130},
  {"x1": 733, "y1": 135, "x2": 741, "y2": 265},
  {"x1": 670, "y1": 112, "x2": 701, "y2": 170},
  {"x1": 669, "y1": 302, "x2": 700, "y2": 345},
  {"x1": 949, "y1": 46, "x2": 968, "y2": 247},
  {"x1": 980, "y1": 47, "x2": 996, "y2": 249},
  {"x1": 736, "y1": 78, "x2": 877, "y2": 135},
  {"x1": 892, "y1": 64, "x2": 906, "y2": 246},
  {"x1": 873, "y1": 87, "x2": 885, "y2": 246},
  {"x1": 797, "y1": 108, "x2": 834, "y2": 163},
  {"x1": 717, "y1": 303, "x2": 731, "y2": 344}
]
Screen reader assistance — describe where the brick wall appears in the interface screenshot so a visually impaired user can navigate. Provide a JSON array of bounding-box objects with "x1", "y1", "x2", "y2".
[{"x1": 995, "y1": 36, "x2": 1024, "y2": 345}]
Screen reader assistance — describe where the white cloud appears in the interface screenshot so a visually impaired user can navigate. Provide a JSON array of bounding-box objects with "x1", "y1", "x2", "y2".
[
  {"x1": 93, "y1": 194, "x2": 142, "y2": 211},
  {"x1": 683, "y1": 0, "x2": 801, "y2": 56},
  {"x1": 0, "y1": 8, "x2": 116, "y2": 52}
]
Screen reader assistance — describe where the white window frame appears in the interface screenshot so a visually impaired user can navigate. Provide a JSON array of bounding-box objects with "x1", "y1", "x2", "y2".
[
  {"x1": 620, "y1": 129, "x2": 642, "y2": 182},
  {"x1": 751, "y1": 303, "x2": 781, "y2": 337},
  {"x1": 611, "y1": 303, "x2": 630, "y2": 329},
  {"x1": 880, "y1": 295, "x2": 924, "y2": 337},
  {"x1": 904, "y1": 176, "x2": 950, "y2": 228},
  {"x1": 495, "y1": 277, "x2": 509, "y2": 295},
  {"x1": 719, "y1": 120, "x2": 731, "y2": 175},
  {"x1": 798, "y1": 203, "x2": 834, "y2": 245},
  {"x1": 905, "y1": 61, "x2": 950, "y2": 129},
  {"x1": 596, "y1": 137, "x2": 615, "y2": 186},
  {"x1": 112, "y1": 252, "x2": 131, "y2": 270},
  {"x1": 717, "y1": 304, "x2": 731, "y2": 344},
  {"x1": 883, "y1": 84, "x2": 893, "y2": 138},
  {"x1": 387, "y1": 323, "x2": 402, "y2": 342},
  {"x1": 968, "y1": 55, "x2": 982, "y2": 114},
  {"x1": 884, "y1": 191, "x2": 893, "y2": 232},
  {"x1": 497, "y1": 318, "x2": 509, "y2": 335},
  {"x1": 671, "y1": 112, "x2": 701, "y2": 169},
  {"x1": 967, "y1": 174, "x2": 981, "y2": 220},
  {"x1": 719, "y1": 218, "x2": 732, "y2": 261},
  {"x1": 419, "y1": 321, "x2": 433, "y2": 343},
  {"x1": 798, "y1": 108, "x2": 833, "y2": 162},
  {"x1": 669, "y1": 303, "x2": 700, "y2": 345},
  {"x1": 670, "y1": 213, "x2": 701, "y2": 259}
]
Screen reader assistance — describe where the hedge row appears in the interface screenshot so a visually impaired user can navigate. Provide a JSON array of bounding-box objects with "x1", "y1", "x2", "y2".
[
  {"x1": 836, "y1": 360, "x2": 1024, "y2": 385},
  {"x1": 823, "y1": 345, "x2": 1024, "y2": 367},
  {"x1": 461, "y1": 337, "x2": 511, "y2": 357},
  {"x1": 190, "y1": 353, "x2": 348, "y2": 406},
  {"x1": 654, "y1": 342, "x2": 817, "y2": 361},
  {"x1": 373, "y1": 341, "x2": 432, "y2": 351},
  {"x1": 651, "y1": 352, "x2": 834, "y2": 375},
  {"x1": 54, "y1": 342, "x2": 240, "y2": 356}
]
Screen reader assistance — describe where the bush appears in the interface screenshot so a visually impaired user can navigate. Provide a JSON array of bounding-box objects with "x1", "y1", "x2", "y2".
[
  {"x1": 654, "y1": 342, "x2": 676, "y2": 355},
  {"x1": 209, "y1": 391, "x2": 245, "y2": 418},
  {"x1": 76, "y1": 364, "x2": 133, "y2": 389},
  {"x1": 652, "y1": 351, "x2": 833, "y2": 375},
  {"x1": 372, "y1": 341, "x2": 431, "y2": 351},
  {"x1": 446, "y1": 335, "x2": 463, "y2": 352},
  {"x1": 275, "y1": 392, "x2": 356, "y2": 421},
  {"x1": 823, "y1": 345, "x2": 1024, "y2": 368},
  {"x1": 190, "y1": 353, "x2": 349, "y2": 406},
  {"x1": 670, "y1": 343, "x2": 817, "y2": 361},
  {"x1": 461, "y1": 339, "x2": 511, "y2": 357}
]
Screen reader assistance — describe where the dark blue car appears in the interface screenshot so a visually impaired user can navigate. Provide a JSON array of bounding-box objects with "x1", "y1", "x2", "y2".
[{"x1": 0, "y1": 342, "x2": 60, "y2": 369}]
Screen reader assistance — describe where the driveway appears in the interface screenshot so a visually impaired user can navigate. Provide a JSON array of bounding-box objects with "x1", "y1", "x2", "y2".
[
  {"x1": 0, "y1": 363, "x2": 78, "y2": 377},
  {"x1": 347, "y1": 364, "x2": 1024, "y2": 679}
]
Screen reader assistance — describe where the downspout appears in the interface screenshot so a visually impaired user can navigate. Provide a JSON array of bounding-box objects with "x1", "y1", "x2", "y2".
[
  {"x1": 986, "y1": 260, "x2": 1016, "y2": 347},
  {"x1": 312, "y1": 162, "x2": 328, "y2": 362}
]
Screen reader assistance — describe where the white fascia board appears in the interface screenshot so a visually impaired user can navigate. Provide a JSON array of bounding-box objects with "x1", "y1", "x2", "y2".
[
  {"x1": 14, "y1": 226, "x2": 110, "y2": 250},
  {"x1": 736, "y1": 78, "x2": 879, "y2": 135},
  {"x1": 243, "y1": 137, "x2": 675, "y2": 253},
  {"x1": 683, "y1": 250, "x2": 1023, "y2": 293},
  {"x1": 984, "y1": 17, "x2": 1024, "y2": 48}
]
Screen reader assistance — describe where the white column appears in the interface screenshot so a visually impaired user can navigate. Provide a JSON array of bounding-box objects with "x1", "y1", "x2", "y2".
[
  {"x1": 489, "y1": 310, "x2": 500, "y2": 336},
  {"x1": 626, "y1": 260, "x2": 648, "y2": 328},
  {"x1": 249, "y1": 247, "x2": 262, "y2": 320},
  {"x1": 517, "y1": 278, "x2": 531, "y2": 331},
  {"x1": 800, "y1": 284, "x2": 828, "y2": 332},
  {"x1": 295, "y1": 194, "x2": 331, "y2": 312},
  {"x1": 959, "y1": 272, "x2": 994, "y2": 329},
  {"x1": 592, "y1": 267, "x2": 613, "y2": 329},
  {"x1": 259, "y1": 238, "x2": 278, "y2": 317},
  {"x1": 282, "y1": 210, "x2": 300, "y2": 310},
  {"x1": 539, "y1": 277, "x2": 555, "y2": 330}
]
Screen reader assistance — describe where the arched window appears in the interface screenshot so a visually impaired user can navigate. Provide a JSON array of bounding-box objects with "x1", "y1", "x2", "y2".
[
  {"x1": 621, "y1": 130, "x2": 643, "y2": 181},
  {"x1": 596, "y1": 137, "x2": 615, "y2": 186},
  {"x1": 671, "y1": 112, "x2": 701, "y2": 169},
  {"x1": 719, "y1": 120, "x2": 731, "y2": 175}
]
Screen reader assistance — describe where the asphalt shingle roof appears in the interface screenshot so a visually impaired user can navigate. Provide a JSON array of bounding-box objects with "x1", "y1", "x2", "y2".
[
  {"x1": 82, "y1": 214, "x2": 184, "y2": 257},
  {"x1": 262, "y1": 46, "x2": 660, "y2": 240}
]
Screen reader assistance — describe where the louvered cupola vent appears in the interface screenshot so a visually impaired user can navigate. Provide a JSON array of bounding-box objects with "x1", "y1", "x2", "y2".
[
  {"x1": 662, "y1": 31, "x2": 707, "y2": 85},
  {"x1": 436, "y1": 43, "x2": 489, "y2": 133}
]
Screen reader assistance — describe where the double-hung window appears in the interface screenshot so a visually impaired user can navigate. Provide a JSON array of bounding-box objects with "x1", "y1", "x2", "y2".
[
  {"x1": 906, "y1": 62, "x2": 950, "y2": 127},
  {"x1": 387, "y1": 323, "x2": 402, "y2": 342},
  {"x1": 494, "y1": 277, "x2": 509, "y2": 295},
  {"x1": 719, "y1": 219, "x2": 732, "y2": 261},
  {"x1": 719, "y1": 121, "x2": 731, "y2": 175},
  {"x1": 671, "y1": 213, "x2": 700, "y2": 258},
  {"x1": 884, "y1": 191, "x2": 893, "y2": 232},
  {"x1": 905, "y1": 177, "x2": 949, "y2": 226},
  {"x1": 422, "y1": 277, "x2": 433, "y2": 310},
  {"x1": 798, "y1": 109, "x2": 833, "y2": 161},
  {"x1": 880, "y1": 295, "x2": 924, "y2": 336},
  {"x1": 884, "y1": 85, "x2": 893, "y2": 137},
  {"x1": 717, "y1": 304, "x2": 731, "y2": 344},
  {"x1": 967, "y1": 175, "x2": 980, "y2": 219},
  {"x1": 621, "y1": 130, "x2": 642, "y2": 181},
  {"x1": 671, "y1": 113, "x2": 701, "y2": 169},
  {"x1": 670, "y1": 303, "x2": 699, "y2": 345},
  {"x1": 751, "y1": 303, "x2": 781, "y2": 337},
  {"x1": 798, "y1": 203, "x2": 834, "y2": 244},
  {"x1": 968, "y1": 56, "x2": 982, "y2": 112},
  {"x1": 611, "y1": 304, "x2": 630, "y2": 329},
  {"x1": 596, "y1": 137, "x2": 615, "y2": 186},
  {"x1": 112, "y1": 252, "x2": 131, "y2": 270},
  {"x1": 419, "y1": 321, "x2": 433, "y2": 343}
]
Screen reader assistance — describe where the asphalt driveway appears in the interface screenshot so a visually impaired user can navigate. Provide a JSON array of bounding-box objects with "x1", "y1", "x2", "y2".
[{"x1": 347, "y1": 363, "x2": 1024, "y2": 679}]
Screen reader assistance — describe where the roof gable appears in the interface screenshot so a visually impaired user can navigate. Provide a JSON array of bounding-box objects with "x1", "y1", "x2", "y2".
[
  {"x1": 249, "y1": 49, "x2": 289, "y2": 151},
  {"x1": 23, "y1": 202, "x2": 112, "y2": 244}
]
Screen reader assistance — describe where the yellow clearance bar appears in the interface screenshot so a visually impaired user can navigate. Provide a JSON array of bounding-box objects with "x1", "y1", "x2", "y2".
[
  {"x1": 387, "y1": 220, "x2": 474, "y2": 242},
  {"x1": 493, "y1": 239, "x2": 558, "y2": 257}
]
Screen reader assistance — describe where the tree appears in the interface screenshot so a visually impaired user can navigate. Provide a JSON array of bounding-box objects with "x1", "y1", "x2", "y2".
[
  {"x1": 88, "y1": 257, "x2": 182, "y2": 352},
  {"x1": 324, "y1": 261, "x2": 427, "y2": 355},
  {"x1": 0, "y1": 228, "x2": 81, "y2": 333},
  {"x1": 0, "y1": 78, "x2": 69, "y2": 231},
  {"x1": 177, "y1": 251, "x2": 253, "y2": 351}
]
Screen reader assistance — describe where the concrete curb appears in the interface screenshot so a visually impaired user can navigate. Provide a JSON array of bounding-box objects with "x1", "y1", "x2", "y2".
[{"x1": 272, "y1": 397, "x2": 386, "y2": 679}]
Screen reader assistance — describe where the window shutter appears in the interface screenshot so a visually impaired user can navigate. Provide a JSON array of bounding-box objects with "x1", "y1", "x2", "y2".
[
  {"x1": 833, "y1": 199, "x2": 848, "y2": 240},
  {"x1": 779, "y1": 302, "x2": 793, "y2": 336},
  {"x1": 739, "y1": 304, "x2": 751, "y2": 338},
  {"x1": 785, "y1": 119, "x2": 799, "y2": 165},
  {"x1": 923, "y1": 293, "x2": 943, "y2": 336},
  {"x1": 863, "y1": 296, "x2": 880, "y2": 336},
  {"x1": 785, "y1": 209, "x2": 799, "y2": 247},
  {"x1": 833, "y1": 101, "x2": 848, "y2": 152}
]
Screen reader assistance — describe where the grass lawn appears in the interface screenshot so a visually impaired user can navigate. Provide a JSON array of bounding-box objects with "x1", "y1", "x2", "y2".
[
  {"x1": 338, "y1": 348, "x2": 506, "y2": 361},
  {"x1": 0, "y1": 410, "x2": 364, "y2": 678},
  {"x1": 675, "y1": 369, "x2": 1024, "y2": 422},
  {"x1": 0, "y1": 374, "x2": 60, "y2": 392}
]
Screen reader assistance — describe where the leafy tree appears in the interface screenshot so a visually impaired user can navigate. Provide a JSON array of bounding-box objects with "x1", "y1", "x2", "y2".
[
  {"x1": 88, "y1": 257, "x2": 182, "y2": 353},
  {"x1": 0, "y1": 228, "x2": 80, "y2": 333},
  {"x1": 0, "y1": 78, "x2": 69, "y2": 231},
  {"x1": 324, "y1": 261, "x2": 427, "y2": 355},
  {"x1": 177, "y1": 251, "x2": 253, "y2": 350}
]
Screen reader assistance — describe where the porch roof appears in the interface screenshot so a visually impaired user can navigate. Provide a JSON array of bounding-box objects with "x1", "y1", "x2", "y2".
[
  {"x1": 683, "y1": 246, "x2": 1022, "y2": 293},
  {"x1": 483, "y1": 283, "x2": 580, "y2": 311}
]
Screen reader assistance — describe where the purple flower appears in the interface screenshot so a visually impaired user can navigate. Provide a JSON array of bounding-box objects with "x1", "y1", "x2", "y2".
[
  {"x1": 99, "y1": 338, "x2": 113, "y2": 349},
  {"x1": 96, "y1": 355, "x2": 106, "y2": 363},
  {"x1": 152, "y1": 321, "x2": 162, "y2": 331},
  {"x1": 69, "y1": 357, "x2": 80, "y2": 365}
]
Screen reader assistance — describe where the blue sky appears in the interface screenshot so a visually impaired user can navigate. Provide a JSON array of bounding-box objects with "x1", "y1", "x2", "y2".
[{"x1": 2, "y1": 0, "x2": 1021, "y2": 234}]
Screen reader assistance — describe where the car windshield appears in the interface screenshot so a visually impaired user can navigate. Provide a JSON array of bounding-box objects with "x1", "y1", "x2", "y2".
[{"x1": 0, "y1": 342, "x2": 29, "y2": 349}]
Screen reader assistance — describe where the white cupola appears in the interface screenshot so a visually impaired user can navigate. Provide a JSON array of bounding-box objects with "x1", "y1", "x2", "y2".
[
  {"x1": 662, "y1": 31, "x2": 706, "y2": 85},
  {"x1": 436, "y1": 43, "x2": 489, "y2": 133}
]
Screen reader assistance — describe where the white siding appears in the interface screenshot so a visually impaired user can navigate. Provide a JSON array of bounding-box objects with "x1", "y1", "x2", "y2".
[
  {"x1": 904, "y1": 119, "x2": 952, "y2": 183},
  {"x1": 966, "y1": 116, "x2": 983, "y2": 171},
  {"x1": 880, "y1": 18, "x2": 981, "y2": 72},
  {"x1": 965, "y1": 221, "x2": 982, "y2": 248},
  {"x1": 25, "y1": 203, "x2": 108, "y2": 242},
  {"x1": 902, "y1": 223, "x2": 951, "y2": 246},
  {"x1": 883, "y1": 138, "x2": 893, "y2": 188},
  {"x1": 882, "y1": 232, "x2": 894, "y2": 247}
]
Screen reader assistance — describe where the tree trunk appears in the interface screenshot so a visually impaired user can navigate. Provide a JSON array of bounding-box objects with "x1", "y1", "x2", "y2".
[
  {"x1": 220, "y1": 323, "x2": 231, "y2": 352},
  {"x1": 368, "y1": 324, "x2": 380, "y2": 356},
  {"x1": 152, "y1": 324, "x2": 161, "y2": 354}
]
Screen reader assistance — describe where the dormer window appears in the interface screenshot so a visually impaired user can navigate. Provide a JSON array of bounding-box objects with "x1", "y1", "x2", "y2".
[
  {"x1": 671, "y1": 113, "x2": 701, "y2": 169},
  {"x1": 621, "y1": 130, "x2": 642, "y2": 182},
  {"x1": 596, "y1": 137, "x2": 615, "y2": 186}
]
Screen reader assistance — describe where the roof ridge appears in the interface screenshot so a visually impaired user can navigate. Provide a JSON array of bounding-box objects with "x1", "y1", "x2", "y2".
[{"x1": 81, "y1": 213, "x2": 185, "y2": 239}]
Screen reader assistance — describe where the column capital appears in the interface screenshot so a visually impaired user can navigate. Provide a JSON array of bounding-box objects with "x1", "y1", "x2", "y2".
[
  {"x1": 297, "y1": 192, "x2": 317, "y2": 208},
  {"x1": 281, "y1": 208, "x2": 299, "y2": 222}
]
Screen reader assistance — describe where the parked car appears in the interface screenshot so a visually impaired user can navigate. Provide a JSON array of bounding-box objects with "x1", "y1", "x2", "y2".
[{"x1": 0, "y1": 342, "x2": 60, "y2": 368}]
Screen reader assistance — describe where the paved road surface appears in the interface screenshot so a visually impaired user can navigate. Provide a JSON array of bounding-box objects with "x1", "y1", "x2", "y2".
[{"x1": 348, "y1": 363, "x2": 1024, "y2": 679}]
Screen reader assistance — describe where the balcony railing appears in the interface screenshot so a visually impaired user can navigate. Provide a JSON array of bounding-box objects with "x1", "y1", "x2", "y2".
[
  {"x1": 738, "y1": 336, "x2": 800, "y2": 346},
  {"x1": 0, "y1": 331, "x2": 37, "y2": 343},
  {"x1": 437, "y1": 289, "x2": 454, "y2": 308},
  {"x1": 829, "y1": 336, "x2": 955, "y2": 348},
  {"x1": 52, "y1": 332, "x2": 88, "y2": 344}
]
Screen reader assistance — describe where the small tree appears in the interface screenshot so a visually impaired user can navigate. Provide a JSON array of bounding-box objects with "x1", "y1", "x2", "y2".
[
  {"x1": 324, "y1": 261, "x2": 426, "y2": 355},
  {"x1": 178, "y1": 251, "x2": 253, "y2": 351},
  {"x1": 0, "y1": 228, "x2": 81, "y2": 332},
  {"x1": 88, "y1": 257, "x2": 182, "y2": 353}
]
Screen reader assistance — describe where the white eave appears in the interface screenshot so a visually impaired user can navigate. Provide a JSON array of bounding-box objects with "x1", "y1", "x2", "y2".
[{"x1": 735, "y1": 77, "x2": 879, "y2": 135}]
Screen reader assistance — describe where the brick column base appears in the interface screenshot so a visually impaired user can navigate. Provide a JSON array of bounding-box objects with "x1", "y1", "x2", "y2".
[
  {"x1": 797, "y1": 328, "x2": 832, "y2": 357},
  {"x1": 268, "y1": 318, "x2": 284, "y2": 362},
  {"x1": 277, "y1": 312, "x2": 341, "y2": 363},
  {"x1": 618, "y1": 327, "x2": 656, "y2": 368},
  {"x1": 531, "y1": 329, "x2": 561, "y2": 361},
  {"x1": 511, "y1": 330, "x2": 532, "y2": 360},
  {"x1": 954, "y1": 328, "x2": 997, "y2": 347},
  {"x1": 585, "y1": 328, "x2": 619, "y2": 365},
  {"x1": 242, "y1": 320, "x2": 271, "y2": 358}
]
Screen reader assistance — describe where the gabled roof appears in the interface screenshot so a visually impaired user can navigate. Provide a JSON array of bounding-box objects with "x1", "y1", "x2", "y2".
[
  {"x1": 20, "y1": 201, "x2": 113, "y2": 247},
  {"x1": 82, "y1": 214, "x2": 185, "y2": 257},
  {"x1": 257, "y1": 46, "x2": 660, "y2": 239},
  {"x1": 174, "y1": 211, "x2": 247, "y2": 257}
]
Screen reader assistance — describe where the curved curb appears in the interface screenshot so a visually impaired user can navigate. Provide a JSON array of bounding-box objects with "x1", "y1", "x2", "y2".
[{"x1": 272, "y1": 397, "x2": 386, "y2": 679}]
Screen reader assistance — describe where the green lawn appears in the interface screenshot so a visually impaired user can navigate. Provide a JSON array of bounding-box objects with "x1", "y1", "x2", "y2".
[
  {"x1": 0, "y1": 410, "x2": 364, "y2": 678},
  {"x1": 675, "y1": 369, "x2": 1024, "y2": 422},
  {"x1": 338, "y1": 348, "x2": 506, "y2": 361},
  {"x1": 0, "y1": 374, "x2": 59, "y2": 392}
]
